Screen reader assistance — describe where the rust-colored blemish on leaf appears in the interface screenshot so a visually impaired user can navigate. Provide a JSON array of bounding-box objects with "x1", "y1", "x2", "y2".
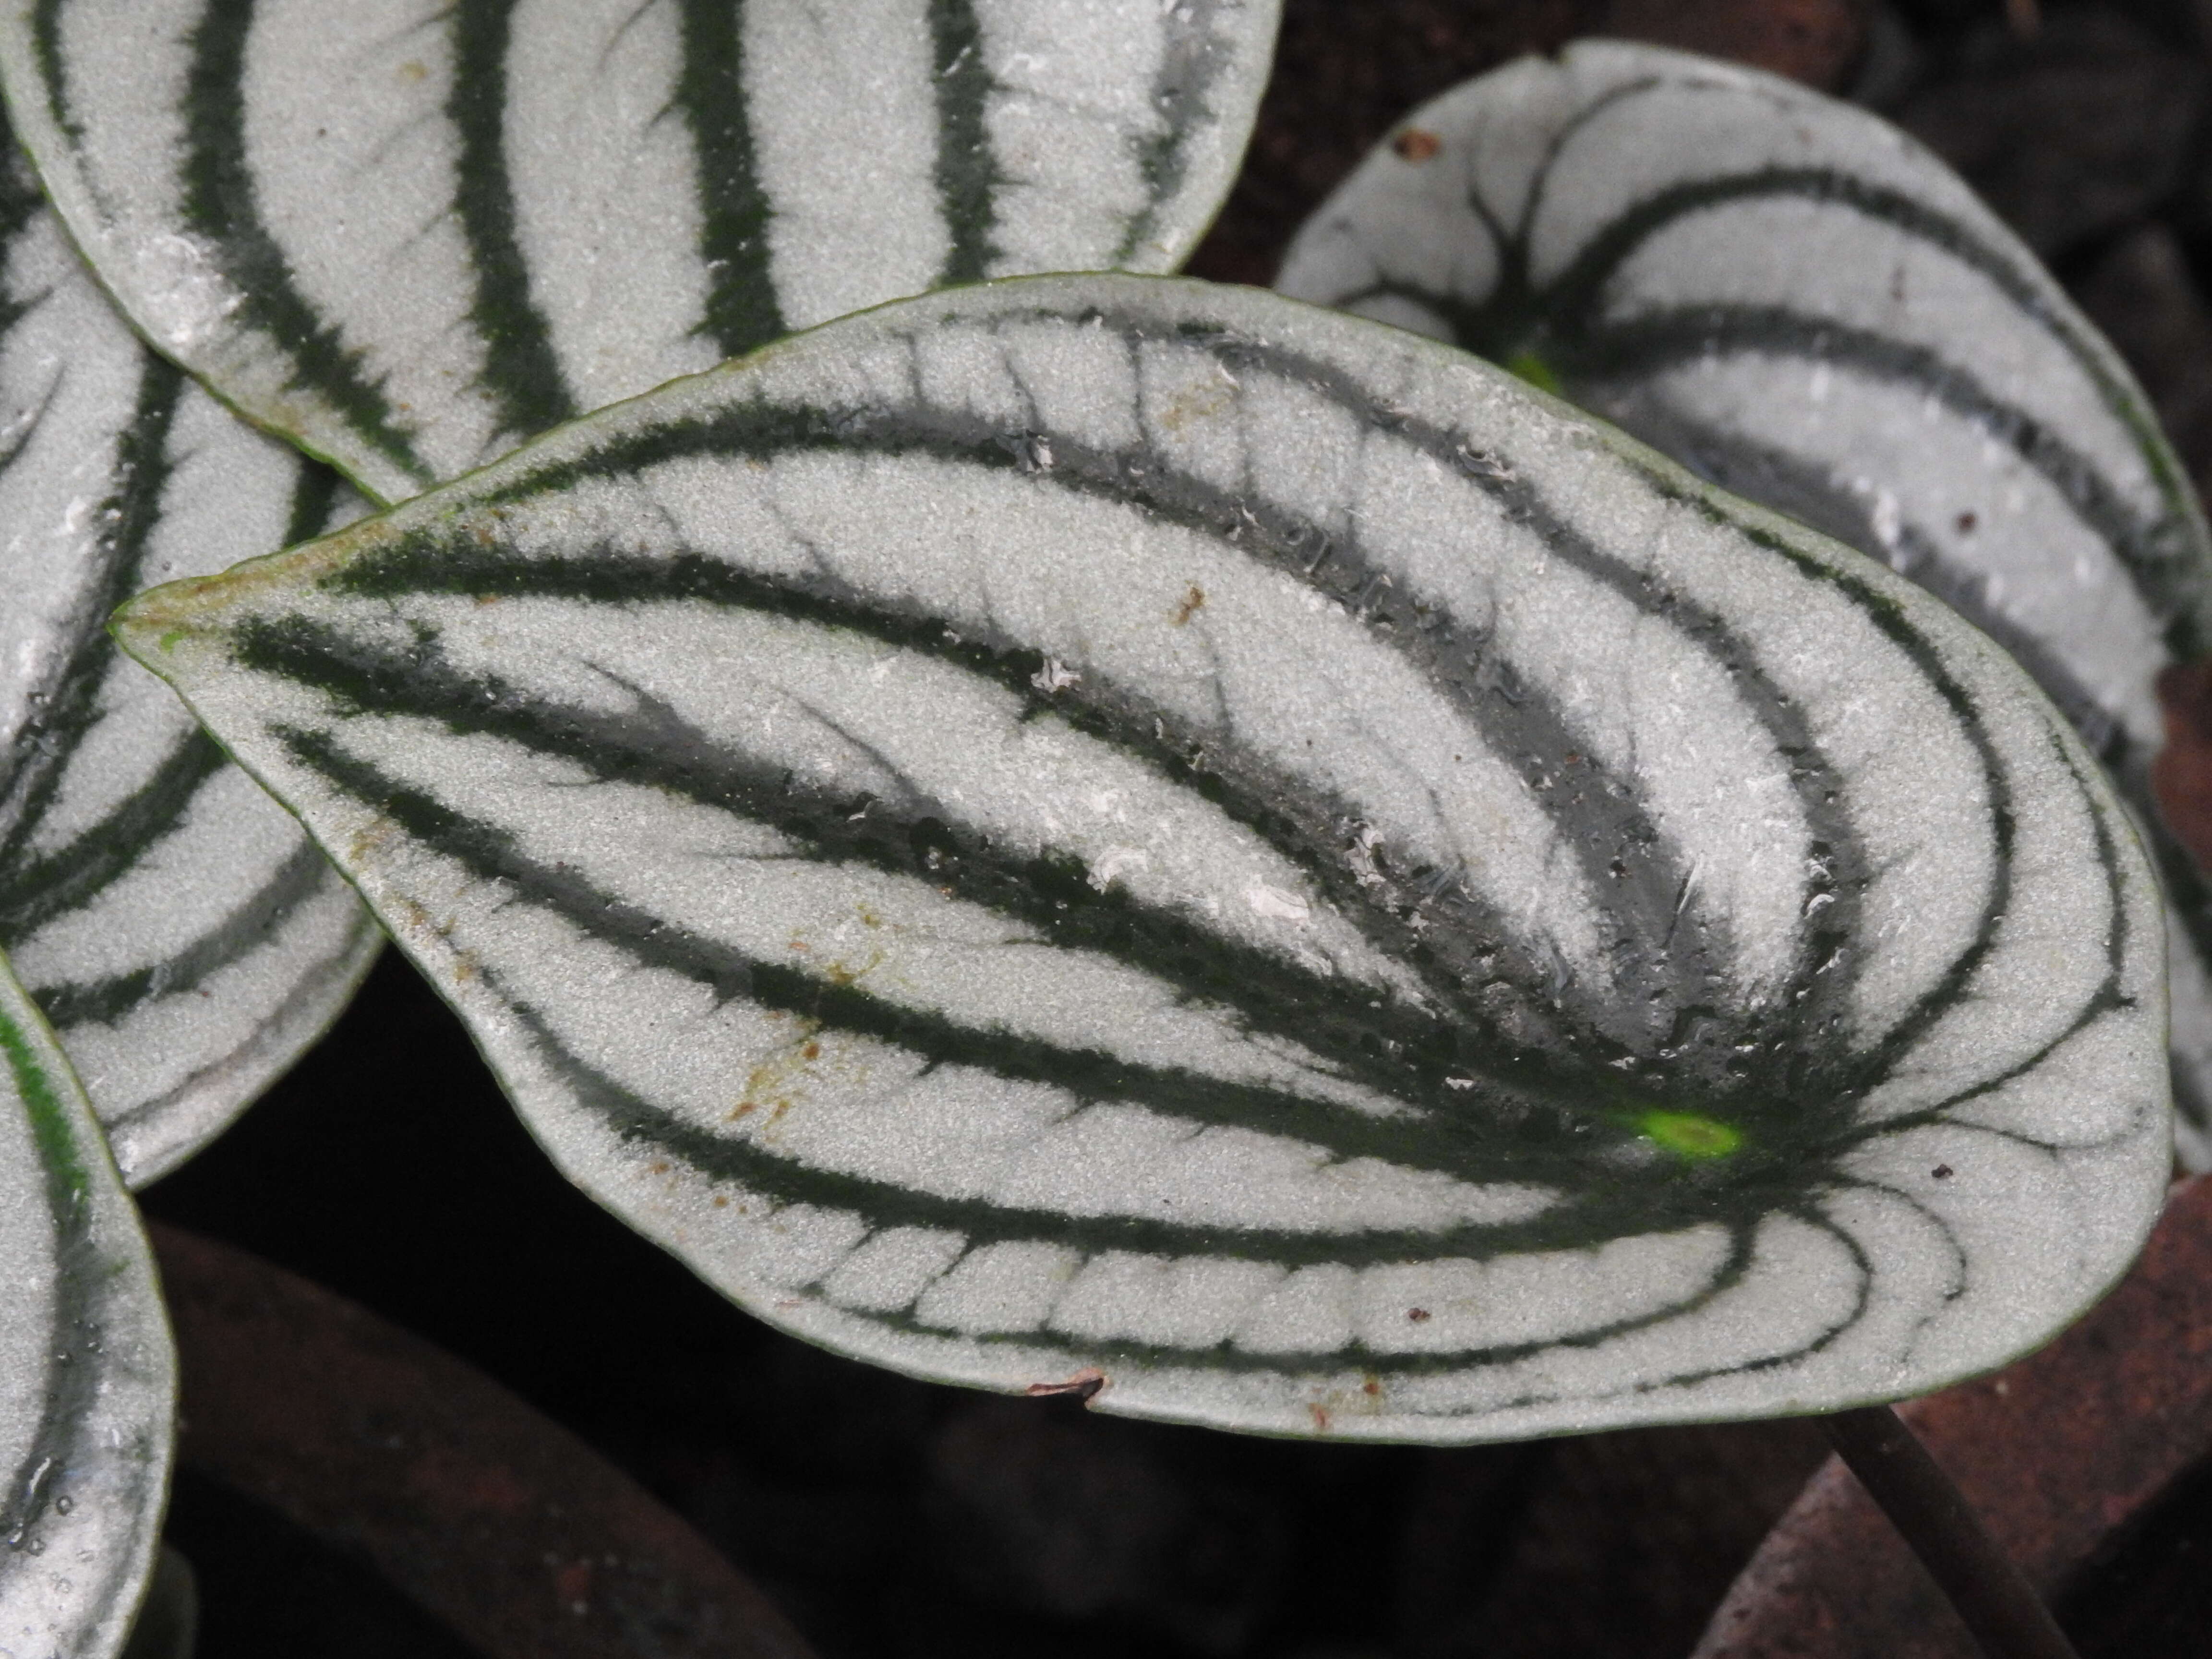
[
  {"x1": 1309, "y1": 1403, "x2": 1333, "y2": 1432},
  {"x1": 1025, "y1": 1368, "x2": 1107, "y2": 1403},
  {"x1": 1155, "y1": 374, "x2": 1234, "y2": 433},
  {"x1": 347, "y1": 817, "x2": 400, "y2": 865},
  {"x1": 1407, "y1": 1307, "x2": 1431, "y2": 1322},
  {"x1": 1392, "y1": 128, "x2": 1441, "y2": 162},
  {"x1": 823, "y1": 946, "x2": 884, "y2": 987},
  {"x1": 729, "y1": 1023, "x2": 822, "y2": 1122},
  {"x1": 1173, "y1": 584, "x2": 1206, "y2": 625}
]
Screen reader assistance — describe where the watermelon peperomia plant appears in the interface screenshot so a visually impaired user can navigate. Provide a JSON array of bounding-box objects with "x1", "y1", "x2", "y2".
[
  {"x1": 0, "y1": 12, "x2": 2191, "y2": 1658},
  {"x1": 0, "y1": 957, "x2": 171, "y2": 1659},
  {"x1": 1277, "y1": 39, "x2": 2212, "y2": 1172},
  {"x1": 112, "y1": 268, "x2": 2173, "y2": 1444}
]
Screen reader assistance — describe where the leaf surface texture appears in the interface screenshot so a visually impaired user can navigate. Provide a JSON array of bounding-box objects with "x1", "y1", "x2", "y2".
[
  {"x1": 118, "y1": 275, "x2": 2172, "y2": 1440},
  {"x1": 1, "y1": 0, "x2": 1278, "y2": 500},
  {"x1": 1276, "y1": 41, "x2": 2212, "y2": 1165},
  {"x1": 0, "y1": 146, "x2": 377, "y2": 1183},
  {"x1": 0, "y1": 951, "x2": 174, "y2": 1658}
]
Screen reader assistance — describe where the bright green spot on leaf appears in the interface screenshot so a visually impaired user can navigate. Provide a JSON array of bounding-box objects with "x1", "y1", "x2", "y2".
[
  {"x1": 1503, "y1": 347, "x2": 1563, "y2": 398},
  {"x1": 158, "y1": 628, "x2": 185, "y2": 653},
  {"x1": 1637, "y1": 1110, "x2": 1742, "y2": 1160}
]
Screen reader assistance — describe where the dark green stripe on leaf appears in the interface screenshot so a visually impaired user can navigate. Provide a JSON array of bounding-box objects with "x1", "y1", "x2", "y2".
[
  {"x1": 0, "y1": 991, "x2": 111, "y2": 1576},
  {"x1": 31, "y1": 835, "x2": 334, "y2": 1030},
  {"x1": 0, "y1": 355, "x2": 185, "y2": 880},
  {"x1": 673, "y1": 0, "x2": 782, "y2": 359},
  {"x1": 928, "y1": 0, "x2": 996, "y2": 285},
  {"x1": 177, "y1": 0, "x2": 433, "y2": 491},
  {"x1": 447, "y1": 0, "x2": 576, "y2": 442}
]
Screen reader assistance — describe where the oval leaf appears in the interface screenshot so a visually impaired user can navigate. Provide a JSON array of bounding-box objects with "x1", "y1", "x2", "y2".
[
  {"x1": 115, "y1": 274, "x2": 2170, "y2": 1441},
  {"x1": 1274, "y1": 40, "x2": 2212, "y2": 1166},
  {"x1": 0, "y1": 144, "x2": 379, "y2": 1184},
  {"x1": 0, "y1": 950, "x2": 175, "y2": 1659},
  {"x1": 0, "y1": 0, "x2": 1280, "y2": 503}
]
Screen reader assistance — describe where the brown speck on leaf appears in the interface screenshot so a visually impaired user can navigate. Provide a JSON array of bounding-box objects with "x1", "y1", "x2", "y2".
[
  {"x1": 712, "y1": 1194, "x2": 729, "y2": 1208},
  {"x1": 1933, "y1": 1164, "x2": 1954, "y2": 1179},
  {"x1": 1173, "y1": 584, "x2": 1206, "y2": 625},
  {"x1": 649, "y1": 1161, "x2": 670, "y2": 1176},
  {"x1": 1309, "y1": 1403, "x2": 1333, "y2": 1432},
  {"x1": 1361, "y1": 1378, "x2": 1382, "y2": 1397},
  {"x1": 802, "y1": 1041, "x2": 822, "y2": 1061},
  {"x1": 1392, "y1": 127, "x2": 1441, "y2": 162},
  {"x1": 1956, "y1": 511, "x2": 1978, "y2": 534},
  {"x1": 1407, "y1": 1307, "x2": 1431, "y2": 1322},
  {"x1": 1025, "y1": 1367, "x2": 1107, "y2": 1403}
]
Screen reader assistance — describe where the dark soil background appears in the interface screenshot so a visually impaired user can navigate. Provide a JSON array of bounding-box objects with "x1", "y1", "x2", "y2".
[{"x1": 139, "y1": 3, "x2": 2212, "y2": 1656}]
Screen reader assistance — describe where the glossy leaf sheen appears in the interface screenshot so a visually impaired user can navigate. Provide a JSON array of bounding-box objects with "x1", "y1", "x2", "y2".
[
  {"x1": 0, "y1": 150, "x2": 378, "y2": 1184},
  {"x1": 0, "y1": 0, "x2": 1279, "y2": 503},
  {"x1": 1275, "y1": 42, "x2": 2212, "y2": 1166},
  {"x1": 0, "y1": 951, "x2": 175, "y2": 1659},
  {"x1": 118, "y1": 275, "x2": 2170, "y2": 1440}
]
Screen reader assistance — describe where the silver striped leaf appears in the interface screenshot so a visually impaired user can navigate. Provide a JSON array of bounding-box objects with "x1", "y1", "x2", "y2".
[
  {"x1": 0, "y1": 950, "x2": 175, "y2": 1659},
  {"x1": 0, "y1": 147, "x2": 379, "y2": 1185},
  {"x1": 1274, "y1": 40, "x2": 2212, "y2": 1168},
  {"x1": 0, "y1": 0, "x2": 1280, "y2": 505},
  {"x1": 116, "y1": 275, "x2": 2170, "y2": 1441}
]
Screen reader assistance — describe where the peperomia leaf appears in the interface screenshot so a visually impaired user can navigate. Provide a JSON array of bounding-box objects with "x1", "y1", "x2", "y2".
[
  {"x1": 1274, "y1": 40, "x2": 2212, "y2": 1167},
  {"x1": 0, "y1": 144, "x2": 379, "y2": 1185},
  {"x1": 0, "y1": 949, "x2": 174, "y2": 1659},
  {"x1": 0, "y1": 0, "x2": 1280, "y2": 503},
  {"x1": 116, "y1": 275, "x2": 2169, "y2": 1441}
]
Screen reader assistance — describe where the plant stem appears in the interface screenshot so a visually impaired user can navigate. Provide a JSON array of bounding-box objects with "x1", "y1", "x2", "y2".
[{"x1": 1820, "y1": 1406, "x2": 2079, "y2": 1659}]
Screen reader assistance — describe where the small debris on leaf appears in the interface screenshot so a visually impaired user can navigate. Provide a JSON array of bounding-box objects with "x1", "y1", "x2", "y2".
[{"x1": 1025, "y1": 1368, "x2": 1106, "y2": 1403}]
